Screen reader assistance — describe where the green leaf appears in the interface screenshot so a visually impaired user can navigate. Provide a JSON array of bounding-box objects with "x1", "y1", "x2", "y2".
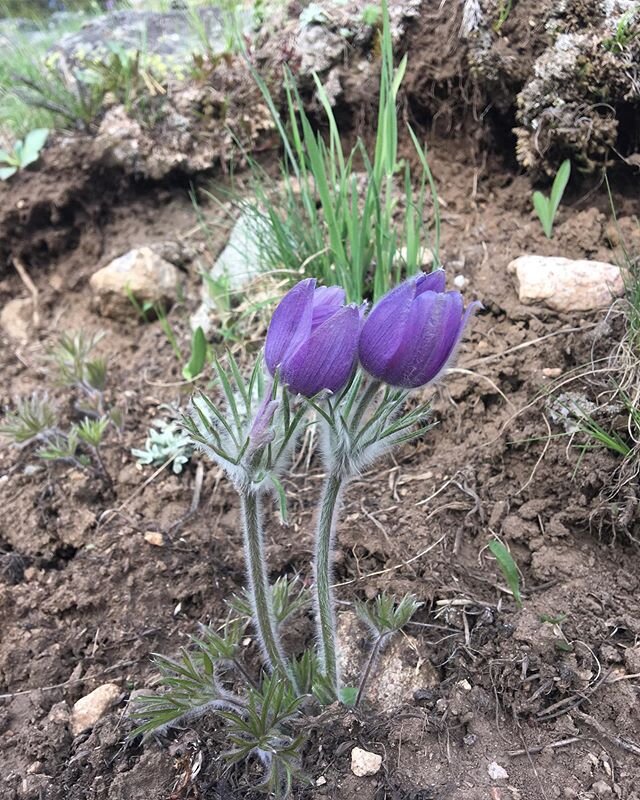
[
  {"x1": 0, "y1": 166, "x2": 18, "y2": 181},
  {"x1": 339, "y1": 686, "x2": 358, "y2": 707},
  {"x1": 532, "y1": 191, "x2": 552, "y2": 238},
  {"x1": 182, "y1": 326, "x2": 207, "y2": 381},
  {"x1": 550, "y1": 159, "x2": 571, "y2": 220},
  {"x1": 20, "y1": 128, "x2": 49, "y2": 168},
  {"x1": 488, "y1": 540, "x2": 523, "y2": 609}
]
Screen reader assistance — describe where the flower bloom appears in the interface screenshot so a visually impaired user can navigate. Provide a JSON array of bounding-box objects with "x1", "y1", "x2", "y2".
[
  {"x1": 358, "y1": 270, "x2": 480, "y2": 389},
  {"x1": 265, "y1": 278, "x2": 361, "y2": 397}
]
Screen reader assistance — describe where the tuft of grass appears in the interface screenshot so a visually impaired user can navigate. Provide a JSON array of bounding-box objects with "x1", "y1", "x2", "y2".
[{"x1": 236, "y1": 0, "x2": 440, "y2": 303}]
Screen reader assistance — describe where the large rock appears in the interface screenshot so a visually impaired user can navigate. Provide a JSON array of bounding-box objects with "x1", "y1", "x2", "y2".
[
  {"x1": 70, "y1": 683, "x2": 121, "y2": 735},
  {"x1": 90, "y1": 246, "x2": 180, "y2": 318},
  {"x1": 508, "y1": 255, "x2": 624, "y2": 312}
]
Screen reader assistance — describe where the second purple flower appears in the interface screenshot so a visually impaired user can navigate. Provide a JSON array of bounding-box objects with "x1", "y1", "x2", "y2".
[
  {"x1": 265, "y1": 278, "x2": 361, "y2": 398},
  {"x1": 358, "y1": 270, "x2": 480, "y2": 389}
]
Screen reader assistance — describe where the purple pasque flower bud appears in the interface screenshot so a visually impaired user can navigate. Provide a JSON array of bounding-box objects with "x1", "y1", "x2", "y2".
[
  {"x1": 265, "y1": 278, "x2": 361, "y2": 398},
  {"x1": 359, "y1": 269, "x2": 480, "y2": 389}
]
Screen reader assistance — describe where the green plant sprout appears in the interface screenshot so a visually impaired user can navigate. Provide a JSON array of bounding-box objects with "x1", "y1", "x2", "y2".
[
  {"x1": 182, "y1": 326, "x2": 208, "y2": 381},
  {"x1": 488, "y1": 539, "x2": 523, "y2": 609},
  {"x1": 492, "y1": 0, "x2": 513, "y2": 34},
  {"x1": 532, "y1": 159, "x2": 571, "y2": 238},
  {"x1": 603, "y1": 7, "x2": 639, "y2": 53},
  {"x1": 1, "y1": 331, "x2": 117, "y2": 484},
  {"x1": 0, "y1": 128, "x2": 48, "y2": 180}
]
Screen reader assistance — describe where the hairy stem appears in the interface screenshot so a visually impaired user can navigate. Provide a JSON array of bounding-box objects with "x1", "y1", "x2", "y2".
[
  {"x1": 240, "y1": 490, "x2": 298, "y2": 691},
  {"x1": 355, "y1": 633, "x2": 388, "y2": 708},
  {"x1": 313, "y1": 470, "x2": 344, "y2": 695}
]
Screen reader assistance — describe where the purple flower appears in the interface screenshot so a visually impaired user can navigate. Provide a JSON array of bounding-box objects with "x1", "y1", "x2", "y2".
[
  {"x1": 265, "y1": 279, "x2": 361, "y2": 397},
  {"x1": 359, "y1": 270, "x2": 480, "y2": 389}
]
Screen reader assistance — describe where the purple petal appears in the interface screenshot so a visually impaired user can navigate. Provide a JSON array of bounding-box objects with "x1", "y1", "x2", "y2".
[
  {"x1": 282, "y1": 305, "x2": 360, "y2": 397},
  {"x1": 248, "y1": 394, "x2": 279, "y2": 453},
  {"x1": 264, "y1": 279, "x2": 316, "y2": 374},
  {"x1": 358, "y1": 279, "x2": 416, "y2": 379},
  {"x1": 311, "y1": 285, "x2": 346, "y2": 330},
  {"x1": 383, "y1": 291, "x2": 465, "y2": 388},
  {"x1": 416, "y1": 268, "x2": 446, "y2": 295}
]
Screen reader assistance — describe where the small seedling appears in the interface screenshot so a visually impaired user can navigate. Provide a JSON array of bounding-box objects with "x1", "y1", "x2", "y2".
[
  {"x1": 182, "y1": 326, "x2": 208, "y2": 381},
  {"x1": 488, "y1": 539, "x2": 523, "y2": 608},
  {"x1": 532, "y1": 159, "x2": 571, "y2": 238},
  {"x1": 0, "y1": 127, "x2": 48, "y2": 180}
]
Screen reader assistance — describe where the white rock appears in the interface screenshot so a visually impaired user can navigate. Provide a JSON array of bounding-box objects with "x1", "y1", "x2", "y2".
[
  {"x1": 508, "y1": 255, "x2": 624, "y2": 312},
  {"x1": 453, "y1": 274, "x2": 468, "y2": 289},
  {"x1": 0, "y1": 297, "x2": 32, "y2": 342},
  {"x1": 190, "y1": 208, "x2": 269, "y2": 334},
  {"x1": 487, "y1": 761, "x2": 509, "y2": 780},
  {"x1": 351, "y1": 747, "x2": 382, "y2": 777},
  {"x1": 70, "y1": 683, "x2": 121, "y2": 735},
  {"x1": 90, "y1": 247, "x2": 180, "y2": 318}
]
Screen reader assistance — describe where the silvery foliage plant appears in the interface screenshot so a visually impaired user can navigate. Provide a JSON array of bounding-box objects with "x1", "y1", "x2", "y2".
[{"x1": 133, "y1": 270, "x2": 479, "y2": 795}]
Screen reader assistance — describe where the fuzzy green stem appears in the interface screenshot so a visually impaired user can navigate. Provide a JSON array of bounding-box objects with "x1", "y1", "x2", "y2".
[
  {"x1": 240, "y1": 490, "x2": 298, "y2": 691},
  {"x1": 355, "y1": 633, "x2": 387, "y2": 708},
  {"x1": 314, "y1": 470, "x2": 344, "y2": 695}
]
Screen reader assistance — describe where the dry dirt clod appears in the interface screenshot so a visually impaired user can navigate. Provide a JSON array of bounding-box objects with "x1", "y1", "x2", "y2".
[
  {"x1": 507, "y1": 255, "x2": 624, "y2": 312},
  {"x1": 70, "y1": 683, "x2": 121, "y2": 736},
  {"x1": 89, "y1": 247, "x2": 180, "y2": 319},
  {"x1": 350, "y1": 747, "x2": 382, "y2": 777}
]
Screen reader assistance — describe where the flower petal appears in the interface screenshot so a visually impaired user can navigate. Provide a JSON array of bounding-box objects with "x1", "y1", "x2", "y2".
[
  {"x1": 264, "y1": 279, "x2": 316, "y2": 374},
  {"x1": 383, "y1": 291, "x2": 465, "y2": 388},
  {"x1": 282, "y1": 305, "x2": 360, "y2": 397},
  {"x1": 311, "y1": 285, "x2": 346, "y2": 330},
  {"x1": 416, "y1": 269, "x2": 446, "y2": 295},
  {"x1": 358, "y1": 278, "x2": 417, "y2": 379}
]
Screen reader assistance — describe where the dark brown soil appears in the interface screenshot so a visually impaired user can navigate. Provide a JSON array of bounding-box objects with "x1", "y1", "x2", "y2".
[{"x1": 2, "y1": 8, "x2": 640, "y2": 799}]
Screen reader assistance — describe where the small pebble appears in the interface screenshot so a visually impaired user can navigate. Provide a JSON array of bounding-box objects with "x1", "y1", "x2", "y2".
[
  {"x1": 70, "y1": 683, "x2": 121, "y2": 735},
  {"x1": 487, "y1": 761, "x2": 509, "y2": 780},
  {"x1": 542, "y1": 367, "x2": 562, "y2": 378},
  {"x1": 351, "y1": 747, "x2": 382, "y2": 777},
  {"x1": 143, "y1": 531, "x2": 164, "y2": 547},
  {"x1": 453, "y1": 274, "x2": 468, "y2": 289},
  {"x1": 316, "y1": 776, "x2": 327, "y2": 786}
]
